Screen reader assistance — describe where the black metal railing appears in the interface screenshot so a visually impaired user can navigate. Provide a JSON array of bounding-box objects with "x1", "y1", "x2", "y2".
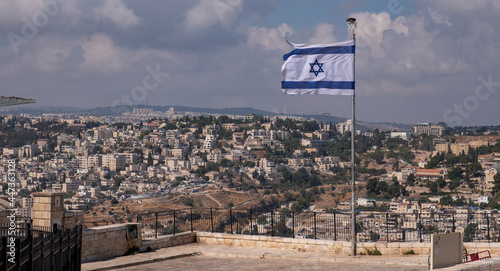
[
  {"x1": 0, "y1": 222, "x2": 83, "y2": 271},
  {"x1": 129, "y1": 208, "x2": 500, "y2": 243}
]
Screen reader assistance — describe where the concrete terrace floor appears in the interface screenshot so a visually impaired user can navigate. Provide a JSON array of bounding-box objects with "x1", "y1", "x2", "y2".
[{"x1": 82, "y1": 243, "x2": 430, "y2": 271}]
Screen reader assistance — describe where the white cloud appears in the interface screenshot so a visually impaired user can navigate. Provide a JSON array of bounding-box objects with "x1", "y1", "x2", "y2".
[
  {"x1": 247, "y1": 23, "x2": 294, "y2": 51},
  {"x1": 308, "y1": 22, "x2": 337, "y2": 44},
  {"x1": 0, "y1": 0, "x2": 47, "y2": 26},
  {"x1": 93, "y1": 0, "x2": 140, "y2": 28},
  {"x1": 350, "y1": 12, "x2": 408, "y2": 58},
  {"x1": 427, "y1": 7, "x2": 451, "y2": 27},
  {"x1": 183, "y1": 0, "x2": 243, "y2": 33}
]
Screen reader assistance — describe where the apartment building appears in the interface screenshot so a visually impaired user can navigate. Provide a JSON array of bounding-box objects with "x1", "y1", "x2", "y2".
[
  {"x1": 412, "y1": 123, "x2": 446, "y2": 137},
  {"x1": 102, "y1": 154, "x2": 127, "y2": 171}
]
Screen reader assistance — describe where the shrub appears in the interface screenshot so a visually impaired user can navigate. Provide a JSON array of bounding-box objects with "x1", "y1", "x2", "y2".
[
  {"x1": 403, "y1": 249, "x2": 416, "y2": 255},
  {"x1": 364, "y1": 246, "x2": 382, "y2": 255},
  {"x1": 124, "y1": 246, "x2": 140, "y2": 256}
]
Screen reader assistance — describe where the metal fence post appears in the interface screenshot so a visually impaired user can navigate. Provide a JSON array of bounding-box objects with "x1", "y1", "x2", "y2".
[
  {"x1": 271, "y1": 210, "x2": 274, "y2": 237},
  {"x1": 292, "y1": 212, "x2": 295, "y2": 238},
  {"x1": 190, "y1": 209, "x2": 193, "y2": 233},
  {"x1": 314, "y1": 212, "x2": 317, "y2": 240},
  {"x1": 155, "y1": 212, "x2": 158, "y2": 239},
  {"x1": 386, "y1": 212, "x2": 389, "y2": 243},
  {"x1": 334, "y1": 212, "x2": 337, "y2": 241},
  {"x1": 210, "y1": 208, "x2": 214, "y2": 233},
  {"x1": 28, "y1": 223, "x2": 33, "y2": 271},
  {"x1": 230, "y1": 208, "x2": 233, "y2": 234},
  {"x1": 249, "y1": 209, "x2": 253, "y2": 235},
  {"x1": 487, "y1": 213, "x2": 490, "y2": 242},
  {"x1": 419, "y1": 211, "x2": 422, "y2": 243},
  {"x1": 173, "y1": 210, "x2": 176, "y2": 235},
  {"x1": 452, "y1": 212, "x2": 456, "y2": 232}
]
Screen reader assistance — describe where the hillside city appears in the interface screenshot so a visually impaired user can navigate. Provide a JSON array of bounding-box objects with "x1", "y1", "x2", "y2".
[{"x1": 2, "y1": 107, "x2": 500, "y2": 242}]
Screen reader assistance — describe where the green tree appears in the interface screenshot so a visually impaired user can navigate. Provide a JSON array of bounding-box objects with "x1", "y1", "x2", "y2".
[
  {"x1": 492, "y1": 173, "x2": 500, "y2": 196},
  {"x1": 427, "y1": 181, "x2": 438, "y2": 194},
  {"x1": 366, "y1": 150, "x2": 385, "y2": 164},
  {"x1": 463, "y1": 223, "x2": 477, "y2": 242},
  {"x1": 436, "y1": 176, "x2": 446, "y2": 188},
  {"x1": 406, "y1": 173, "x2": 416, "y2": 186},
  {"x1": 447, "y1": 167, "x2": 463, "y2": 181}
]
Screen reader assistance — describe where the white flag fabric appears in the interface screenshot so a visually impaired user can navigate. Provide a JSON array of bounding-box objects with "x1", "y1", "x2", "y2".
[{"x1": 281, "y1": 39, "x2": 354, "y2": 95}]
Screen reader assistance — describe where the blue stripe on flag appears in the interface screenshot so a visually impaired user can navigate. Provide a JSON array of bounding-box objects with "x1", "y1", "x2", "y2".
[
  {"x1": 283, "y1": 46, "x2": 355, "y2": 61},
  {"x1": 281, "y1": 81, "x2": 354, "y2": 89}
]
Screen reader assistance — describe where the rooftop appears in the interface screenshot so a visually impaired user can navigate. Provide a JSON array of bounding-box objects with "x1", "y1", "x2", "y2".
[{"x1": 82, "y1": 243, "x2": 429, "y2": 271}]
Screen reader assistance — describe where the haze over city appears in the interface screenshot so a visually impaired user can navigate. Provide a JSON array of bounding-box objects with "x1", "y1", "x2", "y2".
[{"x1": 1, "y1": 0, "x2": 499, "y2": 125}]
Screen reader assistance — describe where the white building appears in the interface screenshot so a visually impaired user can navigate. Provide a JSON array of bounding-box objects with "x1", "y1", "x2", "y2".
[
  {"x1": 203, "y1": 135, "x2": 216, "y2": 149},
  {"x1": 390, "y1": 132, "x2": 412, "y2": 141},
  {"x1": 102, "y1": 154, "x2": 127, "y2": 171}
]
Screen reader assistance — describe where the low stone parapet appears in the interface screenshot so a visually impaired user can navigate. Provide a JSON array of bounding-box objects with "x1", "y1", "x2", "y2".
[
  {"x1": 196, "y1": 232, "x2": 433, "y2": 255},
  {"x1": 82, "y1": 229, "x2": 500, "y2": 263},
  {"x1": 82, "y1": 223, "x2": 142, "y2": 262},
  {"x1": 141, "y1": 232, "x2": 197, "y2": 251}
]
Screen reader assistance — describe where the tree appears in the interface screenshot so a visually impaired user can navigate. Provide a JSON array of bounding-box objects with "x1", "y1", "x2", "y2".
[
  {"x1": 284, "y1": 191, "x2": 294, "y2": 201},
  {"x1": 463, "y1": 223, "x2": 477, "y2": 242},
  {"x1": 436, "y1": 176, "x2": 446, "y2": 188},
  {"x1": 492, "y1": 173, "x2": 500, "y2": 196},
  {"x1": 252, "y1": 170, "x2": 259, "y2": 179},
  {"x1": 427, "y1": 181, "x2": 438, "y2": 194},
  {"x1": 366, "y1": 150, "x2": 384, "y2": 164},
  {"x1": 447, "y1": 167, "x2": 463, "y2": 182},
  {"x1": 448, "y1": 179, "x2": 461, "y2": 191},
  {"x1": 406, "y1": 173, "x2": 416, "y2": 186},
  {"x1": 257, "y1": 174, "x2": 267, "y2": 185}
]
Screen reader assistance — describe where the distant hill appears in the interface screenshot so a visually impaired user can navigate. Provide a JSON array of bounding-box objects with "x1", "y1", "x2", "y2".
[{"x1": 3, "y1": 105, "x2": 412, "y2": 131}]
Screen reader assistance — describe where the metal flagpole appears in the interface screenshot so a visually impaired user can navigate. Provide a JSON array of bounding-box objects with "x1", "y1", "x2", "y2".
[{"x1": 347, "y1": 17, "x2": 357, "y2": 256}]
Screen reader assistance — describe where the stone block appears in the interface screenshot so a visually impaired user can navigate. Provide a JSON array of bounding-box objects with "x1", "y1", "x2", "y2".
[
  {"x1": 377, "y1": 247, "x2": 387, "y2": 255},
  {"x1": 97, "y1": 232, "x2": 107, "y2": 240},
  {"x1": 38, "y1": 197, "x2": 52, "y2": 204},
  {"x1": 400, "y1": 242, "x2": 413, "y2": 248},
  {"x1": 387, "y1": 242, "x2": 400, "y2": 248},
  {"x1": 387, "y1": 247, "x2": 400, "y2": 255},
  {"x1": 33, "y1": 211, "x2": 51, "y2": 220},
  {"x1": 316, "y1": 240, "x2": 327, "y2": 245},
  {"x1": 298, "y1": 239, "x2": 308, "y2": 244}
]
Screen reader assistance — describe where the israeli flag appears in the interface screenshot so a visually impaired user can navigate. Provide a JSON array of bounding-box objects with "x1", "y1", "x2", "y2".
[{"x1": 281, "y1": 39, "x2": 354, "y2": 95}]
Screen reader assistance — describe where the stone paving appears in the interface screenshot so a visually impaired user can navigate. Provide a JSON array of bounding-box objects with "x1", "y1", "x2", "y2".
[{"x1": 82, "y1": 243, "x2": 430, "y2": 271}]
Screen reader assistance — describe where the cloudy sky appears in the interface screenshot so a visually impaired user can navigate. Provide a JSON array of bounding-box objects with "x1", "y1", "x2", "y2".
[{"x1": 1, "y1": 0, "x2": 499, "y2": 126}]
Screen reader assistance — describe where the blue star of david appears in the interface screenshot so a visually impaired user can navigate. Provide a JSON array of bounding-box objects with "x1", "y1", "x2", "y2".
[{"x1": 309, "y1": 59, "x2": 324, "y2": 77}]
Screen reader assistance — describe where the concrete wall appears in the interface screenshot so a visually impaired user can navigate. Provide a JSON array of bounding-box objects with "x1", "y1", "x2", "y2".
[{"x1": 82, "y1": 223, "x2": 142, "y2": 262}]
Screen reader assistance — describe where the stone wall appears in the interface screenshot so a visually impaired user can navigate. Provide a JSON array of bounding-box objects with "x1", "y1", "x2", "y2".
[
  {"x1": 82, "y1": 223, "x2": 142, "y2": 262},
  {"x1": 63, "y1": 210, "x2": 84, "y2": 229},
  {"x1": 32, "y1": 192, "x2": 65, "y2": 229},
  {"x1": 141, "y1": 232, "x2": 196, "y2": 251},
  {"x1": 81, "y1": 228, "x2": 500, "y2": 263},
  {"x1": 196, "y1": 232, "x2": 500, "y2": 256}
]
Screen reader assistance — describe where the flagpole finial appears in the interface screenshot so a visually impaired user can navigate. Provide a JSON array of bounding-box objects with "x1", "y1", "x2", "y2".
[{"x1": 346, "y1": 18, "x2": 357, "y2": 40}]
